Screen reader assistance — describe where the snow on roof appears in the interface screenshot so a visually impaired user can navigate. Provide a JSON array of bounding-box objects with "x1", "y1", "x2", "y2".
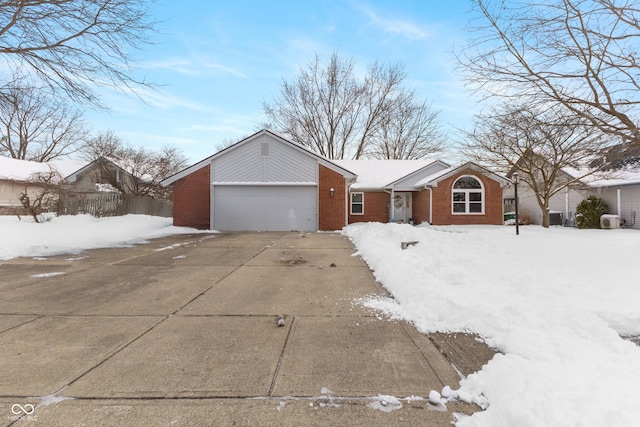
[
  {"x1": 562, "y1": 165, "x2": 640, "y2": 188},
  {"x1": 0, "y1": 156, "x2": 88, "y2": 182},
  {"x1": 333, "y1": 159, "x2": 436, "y2": 190},
  {"x1": 413, "y1": 162, "x2": 511, "y2": 188}
]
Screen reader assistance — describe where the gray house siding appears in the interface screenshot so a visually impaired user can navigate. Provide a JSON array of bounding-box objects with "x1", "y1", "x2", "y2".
[
  {"x1": 390, "y1": 161, "x2": 450, "y2": 190},
  {"x1": 589, "y1": 186, "x2": 640, "y2": 230},
  {"x1": 213, "y1": 133, "x2": 317, "y2": 184}
]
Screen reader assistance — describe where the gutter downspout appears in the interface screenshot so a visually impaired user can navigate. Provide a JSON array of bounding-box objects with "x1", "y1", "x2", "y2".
[
  {"x1": 345, "y1": 181, "x2": 353, "y2": 227},
  {"x1": 420, "y1": 185, "x2": 433, "y2": 224},
  {"x1": 344, "y1": 177, "x2": 356, "y2": 228},
  {"x1": 565, "y1": 187, "x2": 569, "y2": 223},
  {"x1": 428, "y1": 187, "x2": 433, "y2": 224},
  {"x1": 390, "y1": 187, "x2": 395, "y2": 222},
  {"x1": 617, "y1": 188, "x2": 622, "y2": 217},
  {"x1": 210, "y1": 159, "x2": 215, "y2": 230}
]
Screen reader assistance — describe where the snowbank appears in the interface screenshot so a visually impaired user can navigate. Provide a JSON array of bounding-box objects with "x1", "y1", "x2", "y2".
[
  {"x1": 0, "y1": 214, "x2": 210, "y2": 260},
  {"x1": 344, "y1": 222, "x2": 640, "y2": 427}
]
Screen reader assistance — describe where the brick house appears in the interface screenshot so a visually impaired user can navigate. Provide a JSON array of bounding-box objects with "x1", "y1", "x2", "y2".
[
  {"x1": 335, "y1": 160, "x2": 509, "y2": 226},
  {"x1": 161, "y1": 130, "x2": 509, "y2": 231}
]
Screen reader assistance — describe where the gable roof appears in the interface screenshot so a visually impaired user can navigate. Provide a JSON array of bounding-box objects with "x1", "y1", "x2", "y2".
[
  {"x1": 416, "y1": 162, "x2": 511, "y2": 188},
  {"x1": 334, "y1": 159, "x2": 448, "y2": 191},
  {"x1": 161, "y1": 129, "x2": 356, "y2": 187},
  {"x1": 63, "y1": 157, "x2": 132, "y2": 183}
]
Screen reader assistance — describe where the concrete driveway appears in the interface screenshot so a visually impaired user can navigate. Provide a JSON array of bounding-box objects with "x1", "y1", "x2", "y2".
[{"x1": 0, "y1": 232, "x2": 480, "y2": 426}]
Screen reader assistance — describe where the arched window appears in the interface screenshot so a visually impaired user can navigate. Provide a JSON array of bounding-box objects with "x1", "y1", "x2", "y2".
[{"x1": 452, "y1": 176, "x2": 484, "y2": 214}]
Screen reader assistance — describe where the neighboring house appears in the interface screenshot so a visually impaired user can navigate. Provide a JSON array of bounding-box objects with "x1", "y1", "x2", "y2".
[
  {"x1": 503, "y1": 149, "x2": 640, "y2": 229},
  {"x1": 502, "y1": 169, "x2": 587, "y2": 226},
  {"x1": 582, "y1": 168, "x2": 640, "y2": 229},
  {"x1": 60, "y1": 157, "x2": 174, "y2": 218},
  {"x1": 0, "y1": 156, "x2": 87, "y2": 215},
  {"x1": 62, "y1": 157, "x2": 139, "y2": 196},
  {"x1": 161, "y1": 130, "x2": 510, "y2": 231}
]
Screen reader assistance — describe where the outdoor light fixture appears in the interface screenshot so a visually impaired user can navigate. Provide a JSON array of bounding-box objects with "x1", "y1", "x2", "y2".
[
  {"x1": 330, "y1": 187, "x2": 335, "y2": 198},
  {"x1": 513, "y1": 172, "x2": 520, "y2": 236}
]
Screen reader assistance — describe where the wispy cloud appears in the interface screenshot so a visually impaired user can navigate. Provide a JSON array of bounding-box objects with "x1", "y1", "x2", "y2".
[
  {"x1": 142, "y1": 56, "x2": 246, "y2": 78},
  {"x1": 202, "y1": 62, "x2": 247, "y2": 78},
  {"x1": 140, "y1": 58, "x2": 199, "y2": 76},
  {"x1": 358, "y1": 4, "x2": 429, "y2": 41}
]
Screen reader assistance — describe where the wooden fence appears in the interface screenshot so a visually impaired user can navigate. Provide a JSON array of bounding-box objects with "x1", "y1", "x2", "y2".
[{"x1": 58, "y1": 193, "x2": 173, "y2": 218}]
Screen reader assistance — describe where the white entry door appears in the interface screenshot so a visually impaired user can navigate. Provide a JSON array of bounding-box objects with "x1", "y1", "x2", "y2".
[
  {"x1": 393, "y1": 193, "x2": 412, "y2": 222},
  {"x1": 213, "y1": 185, "x2": 317, "y2": 231}
]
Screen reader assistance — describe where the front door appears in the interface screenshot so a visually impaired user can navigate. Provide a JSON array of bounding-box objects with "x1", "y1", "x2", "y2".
[{"x1": 393, "y1": 192, "x2": 412, "y2": 223}]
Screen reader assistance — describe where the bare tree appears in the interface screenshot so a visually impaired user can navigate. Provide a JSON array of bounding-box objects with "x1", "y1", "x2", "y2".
[
  {"x1": 264, "y1": 52, "x2": 437, "y2": 160},
  {"x1": 0, "y1": 0, "x2": 156, "y2": 106},
  {"x1": 370, "y1": 93, "x2": 445, "y2": 159},
  {"x1": 0, "y1": 77, "x2": 88, "y2": 161},
  {"x1": 19, "y1": 166, "x2": 62, "y2": 222},
  {"x1": 213, "y1": 134, "x2": 252, "y2": 153},
  {"x1": 82, "y1": 131, "x2": 188, "y2": 198},
  {"x1": 459, "y1": 102, "x2": 612, "y2": 227},
  {"x1": 459, "y1": 0, "x2": 640, "y2": 147}
]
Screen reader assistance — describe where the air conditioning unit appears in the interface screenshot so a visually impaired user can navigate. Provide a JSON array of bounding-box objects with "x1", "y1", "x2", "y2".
[{"x1": 600, "y1": 214, "x2": 620, "y2": 229}]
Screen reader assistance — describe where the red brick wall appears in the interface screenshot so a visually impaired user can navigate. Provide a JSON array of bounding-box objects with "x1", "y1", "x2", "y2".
[
  {"x1": 431, "y1": 170, "x2": 503, "y2": 225},
  {"x1": 348, "y1": 191, "x2": 390, "y2": 224},
  {"x1": 412, "y1": 189, "x2": 431, "y2": 224},
  {"x1": 318, "y1": 164, "x2": 347, "y2": 231},
  {"x1": 172, "y1": 165, "x2": 211, "y2": 229}
]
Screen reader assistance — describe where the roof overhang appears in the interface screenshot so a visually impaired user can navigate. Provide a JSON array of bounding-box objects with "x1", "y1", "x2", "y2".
[{"x1": 419, "y1": 162, "x2": 511, "y2": 188}]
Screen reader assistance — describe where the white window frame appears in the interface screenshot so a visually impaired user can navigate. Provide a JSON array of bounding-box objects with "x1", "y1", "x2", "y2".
[
  {"x1": 350, "y1": 192, "x2": 364, "y2": 215},
  {"x1": 452, "y1": 175, "x2": 484, "y2": 215}
]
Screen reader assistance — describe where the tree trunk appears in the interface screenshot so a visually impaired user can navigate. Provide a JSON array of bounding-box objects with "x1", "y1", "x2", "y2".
[{"x1": 541, "y1": 202, "x2": 550, "y2": 228}]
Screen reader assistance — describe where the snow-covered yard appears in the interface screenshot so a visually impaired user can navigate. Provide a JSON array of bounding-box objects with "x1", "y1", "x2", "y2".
[
  {"x1": 2, "y1": 214, "x2": 639, "y2": 425},
  {"x1": 0, "y1": 214, "x2": 208, "y2": 260},
  {"x1": 344, "y1": 222, "x2": 640, "y2": 427}
]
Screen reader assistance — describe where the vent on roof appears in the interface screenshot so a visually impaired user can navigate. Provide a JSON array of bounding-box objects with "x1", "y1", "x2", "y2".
[{"x1": 261, "y1": 142, "x2": 270, "y2": 156}]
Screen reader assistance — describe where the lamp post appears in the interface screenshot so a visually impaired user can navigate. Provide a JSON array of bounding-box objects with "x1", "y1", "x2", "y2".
[{"x1": 513, "y1": 172, "x2": 520, "y2": 235}]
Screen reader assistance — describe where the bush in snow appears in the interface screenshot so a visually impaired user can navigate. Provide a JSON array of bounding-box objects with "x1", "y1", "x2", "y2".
[
  {"x1": 18, "y1": 168, "x2": 62, "y2": 223},
  {"x1": 575, "y1": 196, "x2": 608, "y2": 229}
]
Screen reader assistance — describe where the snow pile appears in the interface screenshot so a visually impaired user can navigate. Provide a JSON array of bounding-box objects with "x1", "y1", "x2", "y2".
[
  {"x1": 428, "y1": 385, "x2": 462, "y2": 408},
  {"x1": 344, "y1": 222, "x2": 640, "y2": 427},
  {"x1": 367, "y1": 394, "x2": 403, "y2": 412},
  {"x1": 0, "y1": 214, "x2": 210, "y2": 260}
]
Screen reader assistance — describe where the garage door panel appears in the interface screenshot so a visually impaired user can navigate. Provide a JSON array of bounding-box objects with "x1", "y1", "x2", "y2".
[{"x1": 213, "y1": 186, "x2": 317, "y2": 231}]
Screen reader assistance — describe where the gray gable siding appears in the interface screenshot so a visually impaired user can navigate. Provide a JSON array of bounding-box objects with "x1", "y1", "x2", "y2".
[
  {"x1": 213, "y1": 133, "x2": 317, "y2": 183},
  {"x1": 390, "y1": 161, "x2": 449, "y2": 190}
]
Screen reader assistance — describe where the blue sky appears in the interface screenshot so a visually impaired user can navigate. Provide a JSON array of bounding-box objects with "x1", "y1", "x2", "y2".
[{"x1": 85, "y1": 0, "x2": 477, "y2": 163}]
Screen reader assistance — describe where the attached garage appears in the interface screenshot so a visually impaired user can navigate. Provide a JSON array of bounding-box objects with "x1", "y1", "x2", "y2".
[
  {"x1": 161, "y1": 130, "x2": 356, "y2": 231},
  {"x1": 213, "y1": 184, "x2": 317, "y2": 231}
]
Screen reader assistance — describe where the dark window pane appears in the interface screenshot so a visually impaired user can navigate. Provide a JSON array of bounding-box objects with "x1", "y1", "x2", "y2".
[
  {"x1": 453, "y1": 203, "x2": 466, "y2": 213},
  {"x1": 469, "y1": 192, "x2": 482, "y2": 202},
  {"x1": 453, "y1": 176, "x2": 481, "y2": 189},
  {"x1": 351, "y1": 204, "x2": 363, "y2": 214},
  {"x1": 352, "y1": 193, "x2": 363, "y2": 203},
  {"x1": 469, "y1": 203, "x2": 482, "y2": 213},
  {"x1": 453, "y1": 192, "x2": 466, "y2": 202}
]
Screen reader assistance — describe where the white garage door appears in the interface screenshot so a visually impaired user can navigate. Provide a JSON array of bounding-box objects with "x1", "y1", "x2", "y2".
[{"x1": 213, "y1": 185, "x2": 318, "y2": 231}]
